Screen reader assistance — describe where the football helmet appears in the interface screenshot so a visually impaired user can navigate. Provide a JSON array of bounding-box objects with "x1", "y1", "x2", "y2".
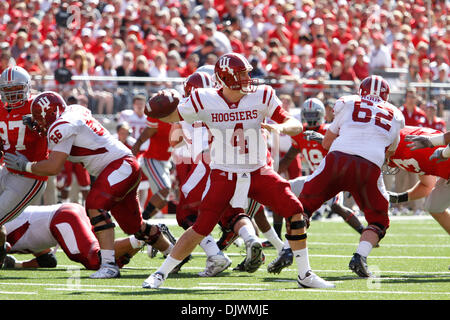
[
  {"x1": 214, "y1": 53, "x2": 258, "y2": 93},
  {"x1": 0, "y1": 66, "x2": 31, "y2": 108},
  {"x1": 30, "y1": 91, "x2": 67, "y2": 135},
  {"x1": 183, "y1": 71, "x2": 213, "y2": 97},
  {"x1": 359, "y1": 75, "x2": 390, "y2": 101},
  {"x1": 302, "y1": 98, "x2": 325, "y2": 128}
]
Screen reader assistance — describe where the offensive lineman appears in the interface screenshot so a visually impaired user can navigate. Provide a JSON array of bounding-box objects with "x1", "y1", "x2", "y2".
[
  {"x1": 3, "y1": 91, "x2": 175, "y2": 279},
  {"x1": 298, "y1": 75, "x2": 405, "y2": 278}
]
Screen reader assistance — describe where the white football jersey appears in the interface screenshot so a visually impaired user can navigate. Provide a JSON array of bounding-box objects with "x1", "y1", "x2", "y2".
[
  {"x1": 328, "y1": 95, "x2": 405, "y2": 168},
  {"x1": 4, "y1": 205, "x2": 60, "y2": 254},
  {"x1": 178, "y1": 85, "x2": 282, "y2": 173},
  {"x1": 48, "y1": 105, "x2": 132, "y2": 177},
  {"x1": 117, "y1": 110, "x2": 149, "y2": 151}
]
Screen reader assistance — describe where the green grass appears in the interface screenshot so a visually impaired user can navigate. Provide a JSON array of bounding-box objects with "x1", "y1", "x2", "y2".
[{"x1": 0, "y1": 216, "x2": 449, "y2": 301}]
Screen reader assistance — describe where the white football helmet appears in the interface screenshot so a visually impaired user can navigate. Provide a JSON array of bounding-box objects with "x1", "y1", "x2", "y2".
[
  {"x1": 0, "y1": 66, "x2": 31, "y2": 108},
  {"x1": 302, "y1": 98, "x2": 325, "y2": 128},
  {"x1": 196, "y1": 64, "x2": 219, "y2": 88}
]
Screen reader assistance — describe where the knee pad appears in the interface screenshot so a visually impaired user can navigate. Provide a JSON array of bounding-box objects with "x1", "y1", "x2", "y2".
[
  {"x1": 134, "y1": 222, "x2": 161, "y2": 245},
  {"x1": 36, "y1": 252, "x2": 57, "y2": 268},
  {"x1": 89, "y1": 210, "x2": 116, "y2": 233},
  {"x1": 362, "y1": 223, "x2": 387, "y2": 240}
]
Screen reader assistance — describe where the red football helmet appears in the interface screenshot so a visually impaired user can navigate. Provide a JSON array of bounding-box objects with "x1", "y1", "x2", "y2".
[
  {"x1": 214, "y1": 53, "x2": 258, "y2": 93},
  {"x1": 183, "y1": 71, "x2": 213, "y2": 97},
  {"x1": 30, "y1": 91, "x2": 67, "y2": 135},
  {"x1": 359, "y1": 75, "x2": 390, "y2": 101}
]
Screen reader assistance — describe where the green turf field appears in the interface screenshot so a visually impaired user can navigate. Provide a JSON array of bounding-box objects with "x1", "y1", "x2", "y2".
[{"x1": 0, "y1": 215, "x2": 449, "y2": 300}]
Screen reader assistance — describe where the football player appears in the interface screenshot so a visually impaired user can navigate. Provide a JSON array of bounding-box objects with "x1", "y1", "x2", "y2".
[
  {"x1": 3, "y1": 91, "x2": 176, "y2": 279},
  {"x1": 0, "y1": 66, "x2": 48, "y2": 267},
  {"x1": 142, "y1": 53, "x2": 335, "y2": 289},
  {"x1": 387, "y1": 126, "x2": 450, "y2": 234},
  {"x1": 298, "y1": 75, "x2": 405, "y2": 278},
  {"x1": 2, "y1": 203, "x2": 145, "y2": 269},
  {"x1": 279, "y1": 98, "x2": 364, "y2": 234}
]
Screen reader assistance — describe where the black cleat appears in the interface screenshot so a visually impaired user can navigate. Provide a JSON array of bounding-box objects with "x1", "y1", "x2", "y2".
[
  {"x1": 349, "y1": 253, "x2": 372, "y2": 277},
  {"x1": 159, "y1": 223, "x2": 177, "y2": 245},
  {"x1": 216, "y1": 229, "x2": 238, "y2": 251},
  {"x1": 170, "y1": 254, "x2": 192, "y2": 274},
  {"x1": 232, "y1": 259, "x2": 246, "y2": 272},
  {"x1": 267, "y1": 247, "x2": 293, "y2": 274},
  {"x1": 243, "y1": 239, "x2": 265, "y2": 273}
]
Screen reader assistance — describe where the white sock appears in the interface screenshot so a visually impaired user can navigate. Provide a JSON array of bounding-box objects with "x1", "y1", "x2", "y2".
[
  {"x1": 100, "y1": 249, "x2": 115, "y2": 265},
  {"x1": 262, "y1": 228, "x2": 285, "y2": 253},
  {"x1": 293, "y1": 248, "x2": 311, "y2": 278},
  {"x1": 162, "y1": 243, "x2": 174, "y2": 257},
  {"x1": 129, "y1": 235, "x2": 145, "y2": 249},
  {"x1": 356, "y1": 241, "x2": 373, "y2": 257},
  {"x1": 200, "y1": 235, "x2": 220, "y2": 257},
  {"x1": 157, "y1": 255, "x2": 181, "y2": 277},
  {"x1": 238, "y1": 225, "x2": 257, "y2": 243}
]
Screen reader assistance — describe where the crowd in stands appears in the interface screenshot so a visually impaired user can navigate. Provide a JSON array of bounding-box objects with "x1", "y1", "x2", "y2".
[{"x1": 0, "y1": 0, "x2": 448, "y2": 115}]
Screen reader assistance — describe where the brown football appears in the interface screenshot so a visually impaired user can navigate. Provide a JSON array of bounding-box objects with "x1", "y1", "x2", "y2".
[{"x1": 145, "y1": 89, "x2": 181, "y2": 119}]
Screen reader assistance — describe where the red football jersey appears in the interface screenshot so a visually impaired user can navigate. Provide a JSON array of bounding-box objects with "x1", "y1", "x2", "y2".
[
  {"x1": 291, "y1": 123, "x2": 329, "y2": 171},
  {"x1": 398, "y1": 105, "x2": 426, "y2": 126},
  {"x1": 0, "y1": 99, "x2": 48, "y2": 180},
  {"x1": 388, "y1": 126, "x2": 450, "y2": 180},
  {"x1": 142, "y1": 117, "x2": 172, "y2": 161}
]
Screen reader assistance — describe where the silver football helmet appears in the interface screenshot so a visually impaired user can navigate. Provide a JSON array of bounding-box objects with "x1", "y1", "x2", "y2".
[
  {"x1": 0, "y1": 66, "x2": 31, "y2": 108},
  {"x1": 302, "y1": 98, "x2": 325, "y2": 128}
]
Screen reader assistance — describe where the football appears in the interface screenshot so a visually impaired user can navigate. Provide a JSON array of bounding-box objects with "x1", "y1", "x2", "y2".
[{"x1": 145, "y1": 89, "x2": 181, "y2": 119}]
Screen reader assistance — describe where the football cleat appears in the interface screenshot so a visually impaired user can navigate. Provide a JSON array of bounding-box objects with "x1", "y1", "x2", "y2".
[
  {"x1": 89, "y1": 262, "x2": 120, "y2": 279},
  {"x1": 198, "y1": 253, "x2": 232, "y2": 277},
  {"x1": 267, "y1": 247, "x2": 293, "y2": 274},
  {"x1": 297, "y1": 271, "x2": 335, "y2": 288},
  {"x1": 159, "y1": 223, "x2": 177, "y2": 245},
  {"x1": 216, "y1": 229, "x2": 239, "y2": 251},
  {"x1": 147, "y1": 245, "x2": 158, "y2": 259},
  {"x1": 1, "y1": 255, "x2": 17, "y2": 269},
  {"x1": 142, "y1": 271, "x2": 165, "y2": 289},
  {"x1": 232, "y1": 259, "x2": 246, "y2": 272},
  {"x1": 170, "y1": 254, "x2": 192, "y2": 274},
  {"x1": 243, "y1": 238, "x2": 265, "y2": 273},
  {"x1": 349, "y1": 253, "x2": 372, "y2": 277},
  {"x1": 261, "y1": 240, "x2": 273, "y2": 248}
]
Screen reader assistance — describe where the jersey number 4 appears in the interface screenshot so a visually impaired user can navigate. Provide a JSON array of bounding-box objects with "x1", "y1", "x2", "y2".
[
  {"x1": 352, "y1": 100, "x2": 394, "y2": 131},
  {"x1": 0, "y1": 120, "x2": 26, "y2": 150}
]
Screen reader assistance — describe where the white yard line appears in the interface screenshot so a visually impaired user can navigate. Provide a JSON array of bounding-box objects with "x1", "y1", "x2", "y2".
[{"x1": 0, "y1": 290, "x2": 37, "y2": 295}]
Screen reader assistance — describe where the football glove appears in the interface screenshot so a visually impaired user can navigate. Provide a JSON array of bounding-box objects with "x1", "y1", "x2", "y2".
[
  {"x1": 404, "y1": 135, "x2": 434, "y2": 150},
  {"x1": 3, "y1": 151, "x2": 29, "y2": 172},
  {"x1": 303, "y1": 130, "x2": 324, "y2": 143},
  {"x1": 429, "y1": 147, "x2": 449, "y2": 163}
]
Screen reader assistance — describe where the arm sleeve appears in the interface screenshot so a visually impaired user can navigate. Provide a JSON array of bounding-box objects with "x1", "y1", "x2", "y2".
[
  {"x1": 177, "y1": 96, "x2": 201, "y2": 124},
  {"x1": 270, "y1": 106, "x2": 291, "y2": 123},
  {"x1": 327, "y1": 98, "x2": 346, "y2": 134}
]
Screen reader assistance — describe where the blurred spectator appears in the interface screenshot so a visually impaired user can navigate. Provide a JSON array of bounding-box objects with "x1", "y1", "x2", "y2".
[
  {"x1": 399, "y1": 87, "x2": 426, "y2": 127},
  {"x1": 423, "y1": 103, "x2": 446, "y2": 133},
  {"x1": 352, "y1": 47, "x2": 370, "y2": 80},
  {"x1": 116, "y1": 51, "x2": 134, "y2": 88},
  {"x1": 131, "y1": 55, "x2": 151, "y2": 90},
  {"x1": 329, "y1": 61, "x2": 343, "y2": 81},
  {"x1": 10, "y1": 31, "x2": 27, "y2": 60},
  {"x1": 192, "y1": 38, "x2": 216, "y2": 67},
  {"x1": 93, "y1": 53, "x2": 116, "y2": 114},
  {"x1": 369, "y1": 32, "x2": 391, "y2": 71},
  {"x1": 149, "y1": 51, "x2": 168, "y2": 93},
  {"x1": 179, "y1": 53, "x2": 199, "y2": 77}
]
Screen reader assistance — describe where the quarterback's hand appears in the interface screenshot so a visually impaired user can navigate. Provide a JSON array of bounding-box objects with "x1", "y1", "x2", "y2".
[
  {"x1": 303, "y1": 130, "x2": 324, "y2": 143},
  {"x1": 429, "y1": 147, "x2": 449, "y2": 163},
  {"x1": 3, "y1": 151, "x2": 29, "y2": 172},
  {"x1": 404, "y1": 135, "x2": 434, "y2": 150}
]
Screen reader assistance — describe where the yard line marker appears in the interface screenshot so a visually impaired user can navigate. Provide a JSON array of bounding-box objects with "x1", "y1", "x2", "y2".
[
  {"x1": 0, "y1": 291, "x2": 37, "y2": 295},
  {"x1": 45, "y1": 288, "x2": 117, "y2": 292},
  {"x1": 307, "y1": 242, "x2": 450, "y2": 248}
]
